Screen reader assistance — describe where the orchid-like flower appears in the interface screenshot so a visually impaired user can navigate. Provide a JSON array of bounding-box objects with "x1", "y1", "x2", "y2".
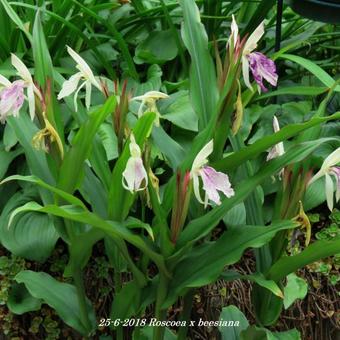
[
  {"x1": 58, "y1": 46, "x2": 102, "y2": 111},
  {"x1": 122, "y1": 133, "x2": 148, "y2": 193},
  {"x1": 190, "y1": 140, "x2": 234, "y2": 207},
  {"x1": 0, "y1": 54, "x2": 41, "y2": 122},
  {"x1": 130, "y1": 90, "x2": 169, "y2": 126},
  {"x1": 308, "y1": 147, "x2": 340, "y2": 211},
  {"x1": 0, "y1": 78, "x2": 25, "y2": 123},
  {"x1": 230, "y1": 17, "x2": 278, "y2": 93},
  {"x1": 267, "y1": 116, "x2": 284, "y2": 161}
]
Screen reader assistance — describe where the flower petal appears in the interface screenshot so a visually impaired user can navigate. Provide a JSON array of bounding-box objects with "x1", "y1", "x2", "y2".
[
  {"x1": 0, "y1": 74, "x2": 12, "y2": 87},
  {"x1": 192, "y1": 173, "x2": 204, "y2": 205},
  {"x1": 322, "y1": 147, "x2": 340, "y2": 170},
  {"x1": 11, "y1": 54, "x2": 33, "y2": 83},
  {"x1": 57, "y1": 72, "x2": 82, "y2": 100},
  {"x1": 243, "y1": 21, "x2": 265, "y2": 55},
  {"x1": 242, "y1": 56, "x2": 252, "y2": 91},
  {"x1": 27, "y1": 84, "x2": 35, "y2": 120},
  {"x1": 122, "y1": 156, "x2": 148, "y2": 193},
  {"x1": 85, "y1": 80, "x2": 92, "y2": 109},
  {"x1": 191, "y1": 140, "x2": 214, "y2": 172},
  {"x1": 325, "y1": 173, "x2": 334, "y2": 211},
  {"x1": 229, "y1": 15, "x2": 239, "y2": 47}
]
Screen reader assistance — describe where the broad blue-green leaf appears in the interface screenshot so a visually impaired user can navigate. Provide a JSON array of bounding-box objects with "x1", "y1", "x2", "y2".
[
  {"x1": 15, "y1": 270, "x2": 96, "y2": 335},
  {"x1": 7, "y1": 283, "x2": 42, "y2": 315},
  {"x1": 0, "y1": 192, "x2": 58, "y2": 262}
]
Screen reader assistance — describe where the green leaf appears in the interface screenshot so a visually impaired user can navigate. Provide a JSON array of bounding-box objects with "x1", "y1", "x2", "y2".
[
  {"x1": 32, "y1": 10, "x2": 54, "y2": 87},
  {"x1": 280, "y1": 54, "x2": 340, "y2": 92},
  {"x1": 221, "y1": 271, "x2": 283, "y2": 299},
  {"x1": 136, "y1": 326, "x2": 177, "y2": 340},
  {"x1": 1, "y1": 175, "x2": 86, "y2": 209},
  {"x1": 9, "y1": 202, "x2": 169, "y2": 278},
  {"x1": 151, "y1": 126, "x2": 186, "y2": 170},
  {"x1": 0, "y1": 147, "x2": 22, "y2": 181},
  {"x1": 15, "y1": 271, "x2": 96, "y2": 335},
  {"x1": 214, "y1": 112, "x2": 340, "y2": 172},
  {"x1": 160, "y1": 91, "x2": 198, "y2": 131},
  {"x1": 267, "y1": 238, "x2": 340, "y2": 282},
  {"x1": 134, "y1": 30, "x2": 178, "y2": 64},
  {"x1": 257, "y1": 86, "x2": 328, "y2": 100},
  {"x1": 179, "y1": 0, "x2": 218, "y2": 128},
  {"x1": 0, "y1": 192, "x2": 58, "y2": 262},
  {"x1": 164, "y1": 220, "x2": 298, "y2": 307},
  {"x1": 0, "y1": 0, "x2": 32, "y2": 43},
  {"x1": 58, "y1": 96, "x2": 116, "y2": 194},
  {"x1": 110, "y1": 280, "x2": 140, "y2": 322},
  {"x1": 7, "y1": 283, "x2": 42, "y2": 315},
  {"x1": 283, "y1": 273, "x2": 308, "y2": 309},
  {"x1": 219, "y1": 305, "x2": 249, "y2": 340}
]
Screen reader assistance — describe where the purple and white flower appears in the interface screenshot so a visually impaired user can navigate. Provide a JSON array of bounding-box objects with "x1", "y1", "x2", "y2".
[
  {"x1": 308, "y1": 147, "x2": 340, "y2": 211},
  {"x1": 122, "y1": 133, "x2": 148, "y2": 193},
  {"x1": 229, "y1": 18, "x2": 278, "y2": 93},
  {"x1": 0, "y1": 54, "x2": 41, "y2": 122},
  {"x1": 191, "y1": 140, "x2": 234, "y2": 207},
  {"x1": 58, "y1": 46, "x2": 102, "y2": 111},
  {"x1": 0, "y1": 80, "x2": 25, "y2": 123},
  {"x1": 248, "y1": 52, "x2": 278, "y2": 93}
]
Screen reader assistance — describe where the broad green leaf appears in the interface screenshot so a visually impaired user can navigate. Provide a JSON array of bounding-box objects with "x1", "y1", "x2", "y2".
[
  {"x1": 7, "y1": 114, "x2": 55, "y2": 187},
  {"x1": 0, "y1": 192, "x2": 58, "y2": 262},
  {"x1": 136, "y1": 326, "x2": 177, "y2": 340},
  {"x1": 257, "y1": 86, "x2": 328, "y2": 100},
  {"x1": 1, "y1": 175, "x2": 86, "y2": 209},
  {"x1": 134, "y1": 30, "x2": 178, "y2": 64},
  {"x1": 64, "y1": 228, "x2": 104, "y2": 277},
  {"x1": 0, "y1": 148, "x2": 22, "y2": 180},
  {"x1": 223, "y1": 203, "x2": 246, "y2": 228},
  {"x1": 283, "y1": 273, "x2": 308, "y2": 309},
  {"x1": 15, "y1": 271, "x2": 96, "y2": 335},
  {"x1": 151, "y1": 126, "x2": 186, "y2": 170},
  {"x1": 221, "y1": 271, "x2": 283, "y2": 298},
  {"x1": 280, "y1": 54, "x2": 340, "y2": 92},
  {"x1": 164, "y1": 220, "x2": 298, "y2": 307},
  {"x1": 160, "y1": 91, "x2": 198, "y2": 131},
  {"x1": 7, "y1": 283, "x2": 42, "y2": 315},
  {"x1": 110, "y1": 280, "x2": 140, "y2": 322},
  {"x1": 219, "y1": 305, "x2": 249, "y2": 340},
  {"x1": 179, "y1": 0, "x2": 218, "y2": 128},
  {"x1": 9, "y1": 202, "x2": 168, "y2": 277},
  {"x1": 267, "y1": 238, "x2": 340, "y2": 282}
]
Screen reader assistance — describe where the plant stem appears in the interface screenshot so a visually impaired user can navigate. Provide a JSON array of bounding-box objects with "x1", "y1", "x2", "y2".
[
  {"x1": 153, "y1": 274, "x2": 169, "y2": 340},
  {"x1": 177, "y1": 289, "x2": 194, "y2": 340}
]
